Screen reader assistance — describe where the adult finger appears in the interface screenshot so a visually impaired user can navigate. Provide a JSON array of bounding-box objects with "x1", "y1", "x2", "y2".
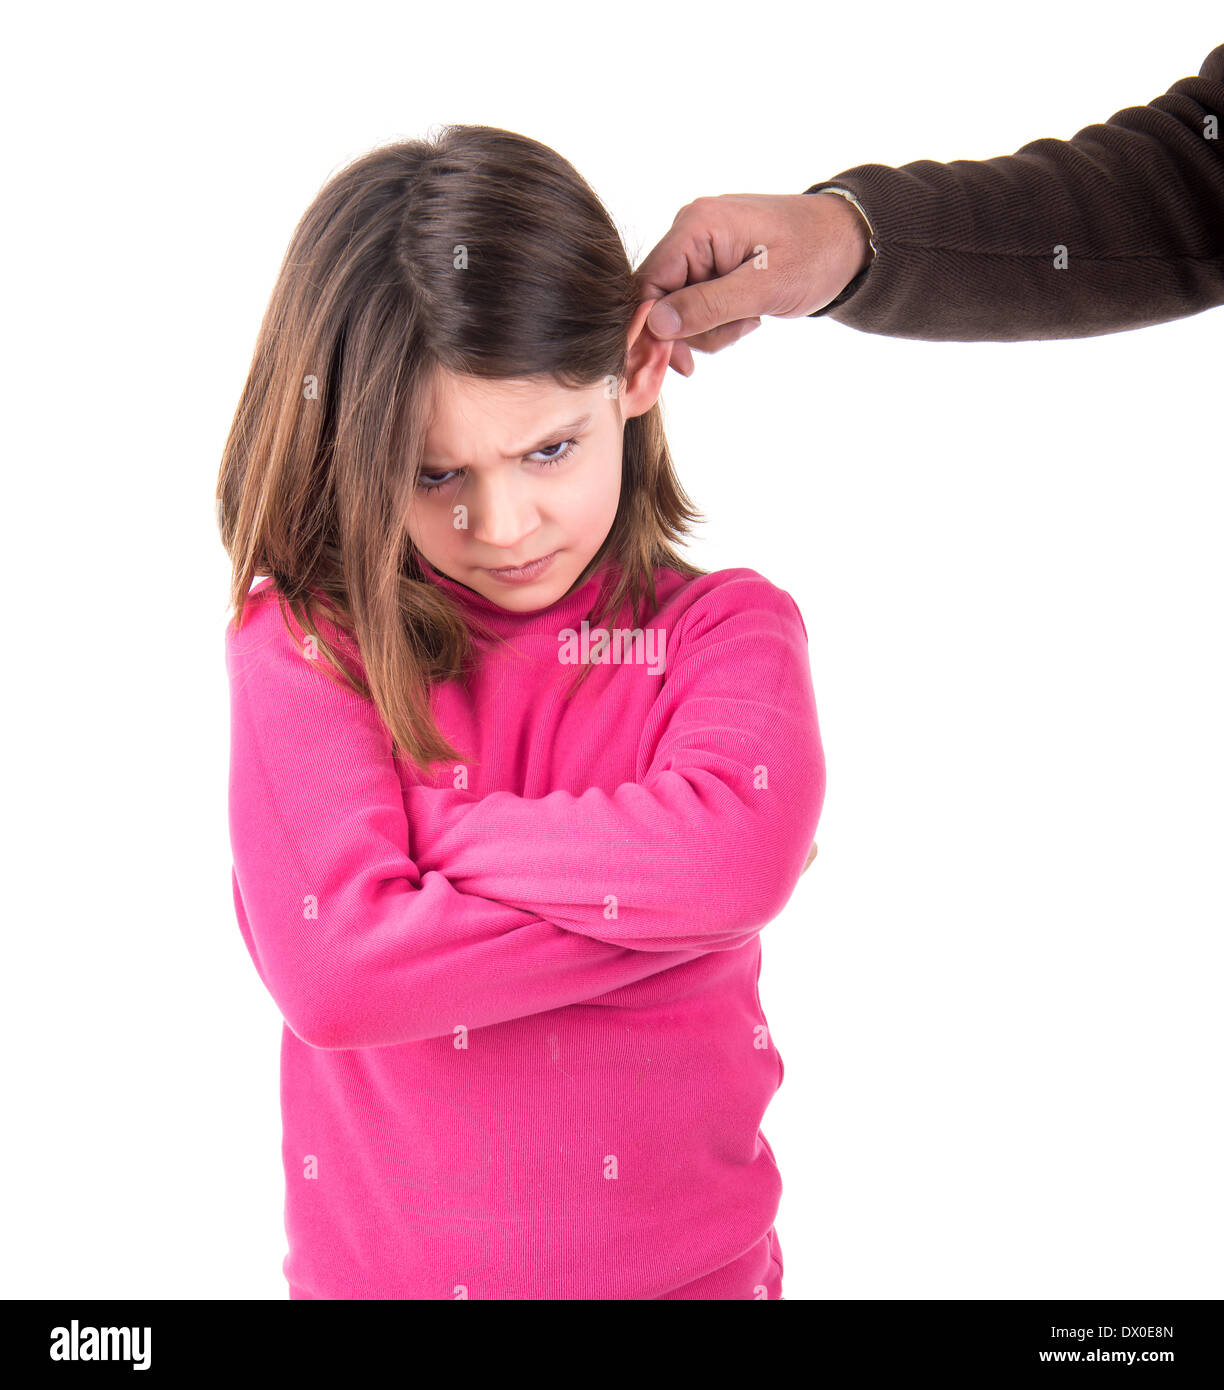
[
  {"x1": 682, "y1": 317, "x2": 763, "y2": 354},
  {"x1": 643, "y1": 256, "x2": 775, "y2": 346},
  {"x1": 656, "y1": 319, "x2": 761, "y2": 377}
]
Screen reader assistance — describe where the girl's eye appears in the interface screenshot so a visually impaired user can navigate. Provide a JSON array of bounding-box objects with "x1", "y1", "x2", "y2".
[{"x1": 416, "y1": 438, "x2": 581, "y2": 494}]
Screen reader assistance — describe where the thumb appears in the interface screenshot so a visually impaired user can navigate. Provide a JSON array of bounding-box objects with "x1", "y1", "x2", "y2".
[{"x1": 645, "y1": 259, "x2": 771, "y2": 341}]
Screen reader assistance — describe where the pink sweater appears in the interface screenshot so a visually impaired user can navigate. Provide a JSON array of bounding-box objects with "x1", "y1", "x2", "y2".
[{"x1": 225, "y1": 555, "x2": 825, "y2": 1299}]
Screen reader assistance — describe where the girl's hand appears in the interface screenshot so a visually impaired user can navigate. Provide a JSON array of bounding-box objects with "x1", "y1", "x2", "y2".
[{"x1": 801, "y1": 840, "x2": 818, "y2": 875}]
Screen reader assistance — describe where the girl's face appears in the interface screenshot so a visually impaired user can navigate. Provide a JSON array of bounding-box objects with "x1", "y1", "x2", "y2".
[{"x1": 407, "y1": 299, "x2": 669, "y2": 612}]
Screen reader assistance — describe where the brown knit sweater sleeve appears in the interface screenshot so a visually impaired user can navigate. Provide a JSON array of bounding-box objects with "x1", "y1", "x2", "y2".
[{"x1": 806, "y1": 44, "x2": 1224, "y2": 340}]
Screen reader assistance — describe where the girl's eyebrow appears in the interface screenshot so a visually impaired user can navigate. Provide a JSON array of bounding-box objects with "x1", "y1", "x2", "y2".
[{"x1": 425, "y1": 414, "x2": 593, "y2": 465}]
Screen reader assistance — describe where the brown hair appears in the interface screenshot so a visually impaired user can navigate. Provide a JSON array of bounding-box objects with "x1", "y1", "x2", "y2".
[{"x1": 216, "y1": 124, "x2": 707, "y2": 772}]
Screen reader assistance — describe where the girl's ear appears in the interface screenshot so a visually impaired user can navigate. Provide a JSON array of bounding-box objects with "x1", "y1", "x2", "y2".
[{"x1": 619, "y1": 298, "x2": 672, "y2": 419}]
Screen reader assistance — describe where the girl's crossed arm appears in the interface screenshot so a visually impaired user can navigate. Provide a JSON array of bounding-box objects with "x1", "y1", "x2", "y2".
[
  {"x1": 405, "y1": 575, "x2": 826, "y2": 953},
  {"x1": 226, "y1": 599, "x2": 708, "y2": 1051}
]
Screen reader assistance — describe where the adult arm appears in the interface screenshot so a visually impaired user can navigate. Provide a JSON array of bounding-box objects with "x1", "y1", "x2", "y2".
[
  {"x1": 404, "y1": 573, "x2": 826, "y2": 953},
  {"x1": 807, "y1": 43, "x2": 1224, "y2": 340}
]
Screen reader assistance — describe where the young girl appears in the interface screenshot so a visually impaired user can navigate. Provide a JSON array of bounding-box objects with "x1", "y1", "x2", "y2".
[{"x1": 217, "y1": 125, "x2": 826, "y2": 1300}]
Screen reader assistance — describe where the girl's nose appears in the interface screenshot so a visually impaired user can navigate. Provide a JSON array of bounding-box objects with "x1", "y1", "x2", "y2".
[{"x1": 470, "y1": 474, "x2": 541, "y2": 550}]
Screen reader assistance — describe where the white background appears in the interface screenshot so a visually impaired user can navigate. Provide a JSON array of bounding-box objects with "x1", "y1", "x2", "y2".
[{"x1": 4, "y1": 2, "x2": 1220, "y2": 1300}]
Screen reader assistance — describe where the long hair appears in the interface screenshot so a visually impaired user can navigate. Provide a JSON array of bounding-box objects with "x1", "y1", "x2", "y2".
[{"x1": 217, "y1": 124, "x2": 707, "y2": 772}]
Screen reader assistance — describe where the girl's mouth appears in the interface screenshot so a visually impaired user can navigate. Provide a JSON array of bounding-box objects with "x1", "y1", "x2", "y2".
[{"x1": 484, "y1": 550, "x2": 559, "y2": 583}]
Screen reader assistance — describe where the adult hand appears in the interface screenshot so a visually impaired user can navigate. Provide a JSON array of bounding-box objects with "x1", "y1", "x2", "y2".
[{"x1": 634, "y1": 192, "x2": 873, "y2": 376}]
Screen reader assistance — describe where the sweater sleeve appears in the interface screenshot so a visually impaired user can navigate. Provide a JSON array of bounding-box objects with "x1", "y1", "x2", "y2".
[
  {"x1": 805, "y1": 43, "x2": 1224, "y2": 340},
  {"x1": 225, "y1": 594, "x2": 707, "y2": 1051},
  {"x1": 403, "y1": 574, "x2": 825, "y2": 953}
]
